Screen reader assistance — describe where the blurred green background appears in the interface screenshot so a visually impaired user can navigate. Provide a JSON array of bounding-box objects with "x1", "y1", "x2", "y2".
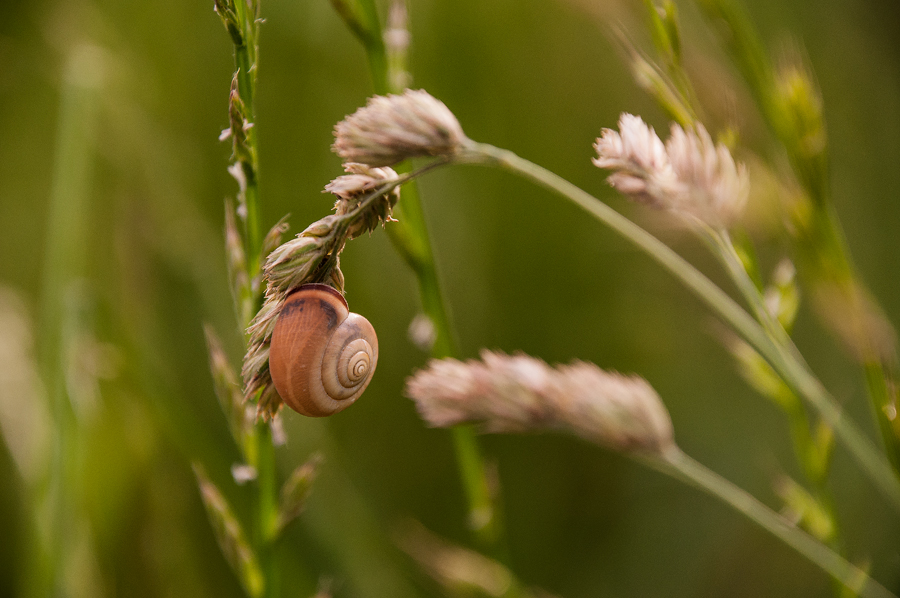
[{"x1": 1, "y1": 0, "x2": 899, "y2": 596}]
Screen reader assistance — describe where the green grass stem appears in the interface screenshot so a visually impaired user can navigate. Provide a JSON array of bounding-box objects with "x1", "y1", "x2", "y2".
[
  {"x1": 333, "y1": 0, "x2": 501, "y2": 553},
  {"x1": 217, "y1": 1, "x2": 282, "y2": 595},
  {"x1": 693, "y1": 0, "x2": 900, "y2": 473},
  {"x1": 643, "y1": 448, "x2": 894, "y2": 598},
  {"x1": 254, "y1": 424, "x2": 280, "y2": 598},
  {"x1": 231, "y1": 0, "x2": 262, "y2": 269},
  {"x1": 459, "y1": 141, "x2": 900, "y2": 513},
  {"x1": 701, "y1": 228, "x2": 852, "y2": 578}
]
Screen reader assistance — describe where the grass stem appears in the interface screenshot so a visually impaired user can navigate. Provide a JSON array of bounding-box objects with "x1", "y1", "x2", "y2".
[
  {"x1": 642, "y1": 448, "x2": 894, "y2": 598},
  {"x1": 334, "y1": 0, "x2": 502, "y2": 553},
  {"x1": 460, "y1": 141, "x2": 900, "y2": 513},
  {"x1": 218, "y1": 1, "x2": 282, "y2": 595},
  {"x1": 693, "y1": 0, "x2": 900, "y2": 474}
]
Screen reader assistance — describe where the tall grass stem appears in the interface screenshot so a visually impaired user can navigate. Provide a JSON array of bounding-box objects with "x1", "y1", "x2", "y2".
[
  {"x1": 335, "y1": 0, "x2": 502, "y2": 553},
  {"x1": 232, "y1": 0, "x2": 262, "y2": 268},
  {"x1": 218, "y1": 1, "x2": 281, "y2": 595}
]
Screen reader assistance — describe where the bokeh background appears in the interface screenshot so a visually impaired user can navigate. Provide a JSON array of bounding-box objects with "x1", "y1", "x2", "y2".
[{"x1": 1, "y1": 0, "x2": 899, "y2": 596}]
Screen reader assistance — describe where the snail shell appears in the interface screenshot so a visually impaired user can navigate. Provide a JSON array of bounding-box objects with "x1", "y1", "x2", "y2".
[{"x1": 269, "y1": 283, "x2": 378, "y2": 417}]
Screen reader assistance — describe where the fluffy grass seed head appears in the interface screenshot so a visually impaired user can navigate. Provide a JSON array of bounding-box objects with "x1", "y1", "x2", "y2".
[
  {"x1": 332, "y1": 89, "x2": 467, "y2": 167},
  {"x1": 405, "y1": 350, "x2": 675, "y2": 455},
  {"x1": 594, "y1": 113, "x2": 749, "y2": 228},
  {"x1": 325, "y1": 163, "x2": 400, "y2": 239},
  {"x1": 665, "y1": 121, "x2": 749, "y2": 227},
  {"x1": 593, "y1": 113, "x2": 680, "y2": 207}
]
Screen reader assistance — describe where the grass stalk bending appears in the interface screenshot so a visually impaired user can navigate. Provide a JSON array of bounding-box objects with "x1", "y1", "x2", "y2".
[
  {"x1": 642, "y1": 448, "x2": 894, "y2": 598},
  {"x1": 693, "y1": 0, "x2": 900, "y2": 472},
  {"x1": 456, "y1": 141, "x2": 900, "y2": 513}
]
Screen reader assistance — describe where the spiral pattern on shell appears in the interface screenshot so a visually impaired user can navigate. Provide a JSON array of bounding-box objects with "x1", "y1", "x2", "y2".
[{"x1": 269, "y1": 284, "x2": 379, "y2": 417}]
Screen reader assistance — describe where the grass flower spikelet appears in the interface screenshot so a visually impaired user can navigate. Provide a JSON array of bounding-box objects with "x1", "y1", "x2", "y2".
[
  {"x1": 594, "y1": 113, "x2": 748, "y2": 227},
  {"x1": 325, "y1": 163, "x2": 400, "y2": 239},
  {"x1": 405, "y1": 350, "x2": 675, "y2": 454}
]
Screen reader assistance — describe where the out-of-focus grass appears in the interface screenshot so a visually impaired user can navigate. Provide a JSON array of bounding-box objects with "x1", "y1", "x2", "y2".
[{"x1": 0, "y1": 0, "x2": 898, "y2": 596}]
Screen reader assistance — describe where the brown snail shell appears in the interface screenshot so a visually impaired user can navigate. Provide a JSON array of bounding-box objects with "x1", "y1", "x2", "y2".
[{"x1": 269, "y1": 283, "x2": 378, "y2": 417}]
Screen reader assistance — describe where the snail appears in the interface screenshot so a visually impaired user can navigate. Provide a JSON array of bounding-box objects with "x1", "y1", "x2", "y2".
[{"x1": 269, "y1": 283, "x2": 379, "y2": 417}]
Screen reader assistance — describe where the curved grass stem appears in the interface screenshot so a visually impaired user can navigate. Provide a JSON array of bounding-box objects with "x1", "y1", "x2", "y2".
[
  {"x1": 641, "y1": 448, "x2": 894, "y2": 598},
  {"x1": 456, "y1": 140, "x2": 900, "y2": 513},
  {"x1": 693, "y1": 0, "x2": 900, "y2": 474}
]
